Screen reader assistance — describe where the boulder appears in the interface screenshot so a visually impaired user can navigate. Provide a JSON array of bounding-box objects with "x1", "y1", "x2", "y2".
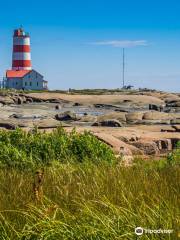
[
  {"x1": 126, "y1": 112, "x2": 144, "y2": 122},
  {"x1": 11, "y1": 97, "x2": 18, "y2": 104},
  {"x1": 154, "y1": 139, "x2": 172, "y2": 152},
  {"x1": 16, "y1": 95, "x2": 26, "y2": 104},
  {"x1": 34, "y1": 118, "x2": 70, "y2": 129},
  {"x1": 21, "y1": 95, "x2": 43, "y2": 103},
  {"x1": 0, "y1": 121, "x2": 16, "y2": 130},
  {"x1": 143, "y1": 111, "x2": 173, "y2": 120},
  {"x1": 92, "y1": 119, "x2": 123, "y2": 127},
  {"x1": 9, "y1": 114, "x2": 43, "y2": 120},
  {"x1": 97, "y1": 112, "x2": 126, "y2": 123},
  {"x1": 130, "y1": 140, "x2": 160, "y2": 155},
  {"x1": 93, "y1": 132, "x2": 132, "y2": 155},
  {"x1": 93, "y1": 132, "x2": 144, "y2": 165},
  {"x1": 55, "y1": 111, "x2": 80, "y2": 121},
  {"x1": 173, "y1": 101, "x2": 180, "y2": 107},
  {"x1": 0, "y1": 96, "x2": 14, "y2": 105},
  {"x1": 164, "y1": 95, "x2": 180, "y2": 104},
  {"x1": 17, "y1": 97, "x2": 23, "y2": 104},
  {"x1": 79, "y1": 115, "x2": 97, "y2": 122},
  {"x1": 119, "y1": 135, "x2": 140, "y2": 143},
  {"x1": 26, "y1": 97, "x2": 33, "y2": 103}
]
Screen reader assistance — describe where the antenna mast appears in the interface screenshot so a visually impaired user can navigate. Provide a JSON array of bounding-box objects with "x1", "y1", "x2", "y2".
[{"x1": 122, "y1": 48, "x2": 125, "y2": 88}]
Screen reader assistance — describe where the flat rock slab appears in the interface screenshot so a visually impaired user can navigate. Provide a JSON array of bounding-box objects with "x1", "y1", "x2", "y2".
[{"x1": 26, "y1": 93, "x2": 164, "y2": 105}]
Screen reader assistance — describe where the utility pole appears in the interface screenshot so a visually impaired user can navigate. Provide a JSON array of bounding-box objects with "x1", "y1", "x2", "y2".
[{"x1": 122, "y1": 48, "x2": 125, "y2": 88}]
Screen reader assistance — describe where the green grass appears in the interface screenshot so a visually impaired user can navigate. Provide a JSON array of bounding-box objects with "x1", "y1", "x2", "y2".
[
  {"x1": 0, "y1": 128, "x2": 179, "y2": 239},
  {"x1": 67, "y1": 88, "x2": 136, "y2": 95},
  {"x1": 0, "y1": 161, "x2": 179, "y2": 240}
]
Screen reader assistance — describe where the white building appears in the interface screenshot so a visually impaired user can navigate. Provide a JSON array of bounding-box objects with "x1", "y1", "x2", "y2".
[{"x1": 5, "y1": 69, "x2": 48, "y2": 90}]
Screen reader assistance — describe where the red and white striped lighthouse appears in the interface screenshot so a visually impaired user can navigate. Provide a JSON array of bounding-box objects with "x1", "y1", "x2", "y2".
[{"x1": 12, "y1": 28, "x2": 32, "y2": 70}]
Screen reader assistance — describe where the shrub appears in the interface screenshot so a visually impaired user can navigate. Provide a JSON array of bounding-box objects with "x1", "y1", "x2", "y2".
[{"x1": 0, "y1": 128, "x2": 115, "y2": 169}]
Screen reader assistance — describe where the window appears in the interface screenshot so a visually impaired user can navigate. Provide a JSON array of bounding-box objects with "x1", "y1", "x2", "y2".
[
  {"x1": 25, "y1": 82, "x2": 27, "y2": 86},
  {"x1": 16, "y1": 82, "x2": 18, "y2": 85},
  {"x1": 37, "y1": 82, "x2": 39, "y2": 86},
  {"x1": 30, "y1": 82, "x2": 32, "y2": 86}
]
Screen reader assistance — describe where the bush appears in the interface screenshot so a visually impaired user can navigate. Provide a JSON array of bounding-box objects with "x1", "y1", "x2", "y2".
[{"x1": 0, "y1": 128, "x2": 115, "y2": 169}]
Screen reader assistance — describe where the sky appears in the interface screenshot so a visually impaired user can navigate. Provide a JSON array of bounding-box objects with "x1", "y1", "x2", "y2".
[{"x1": 0, "y1": 0, "x2": 180, "y2": 92}]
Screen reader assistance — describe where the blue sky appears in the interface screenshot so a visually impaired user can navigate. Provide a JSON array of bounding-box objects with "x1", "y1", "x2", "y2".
[{"x1": 0, "y1": 0, "x2": 180, "y2": 92}]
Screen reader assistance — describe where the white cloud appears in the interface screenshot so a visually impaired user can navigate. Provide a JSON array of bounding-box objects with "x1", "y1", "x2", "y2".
[{"x1": 90, "y1": 40, "x2": 148, "y2": 48}]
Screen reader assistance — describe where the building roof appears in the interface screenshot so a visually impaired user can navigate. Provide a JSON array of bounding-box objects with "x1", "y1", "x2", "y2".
[{"x1": 6, "y1": 70, "x2": 31, "y2": 78}]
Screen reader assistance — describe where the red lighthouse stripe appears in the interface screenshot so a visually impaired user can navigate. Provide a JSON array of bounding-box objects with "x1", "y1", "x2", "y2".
[
  {"x1": 12, "y1": 60, "x2": 32, "y2": 67},
  {"x1": 13, "y1": 45, "x2": 30, "y2": 52}
]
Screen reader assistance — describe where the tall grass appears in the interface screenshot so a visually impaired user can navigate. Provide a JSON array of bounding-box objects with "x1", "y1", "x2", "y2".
[
  {"x1": 0, "y1": 128, "x2": 179, "y2": 239},
  {"x1": 0, "y1": 159, "x2": 180, "y2": 239}
]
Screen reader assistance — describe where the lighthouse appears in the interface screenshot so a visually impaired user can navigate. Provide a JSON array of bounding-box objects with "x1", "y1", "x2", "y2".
[
  {"x1": 5, "y1": 27, "x2": 48, "y2": 90},
  {"x1": 12, "y1": 28, "x2": 32, "y2": 70}
]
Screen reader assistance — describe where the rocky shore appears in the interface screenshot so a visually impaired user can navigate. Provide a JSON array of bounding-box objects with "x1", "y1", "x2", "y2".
[{"x1": 0, "y1": 90, "x2": 179, "y2": 161}]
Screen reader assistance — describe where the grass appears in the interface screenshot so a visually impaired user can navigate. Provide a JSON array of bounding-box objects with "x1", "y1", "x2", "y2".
[
  {"x1": 0, "y1": 128, "x2": 179, "y2": 239},
  {"x1": 0, "y1": 88, "x2": 139, "y2": 95},
  {"x1": 0, "y1": 161, "x2": 179, "y2": 239},
  {"x1": 67, "y1": 88, "x2": 137, "y2": 95}
]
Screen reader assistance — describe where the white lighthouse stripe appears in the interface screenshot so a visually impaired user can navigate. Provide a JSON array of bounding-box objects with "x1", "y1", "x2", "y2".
[
  {"x1": 13, "y1": 52, "x2": 31, "y2": 60},
  {"x1": 12, "y1": 66, "x2": 32, "y2": 70},
  {"x1": 13, "y1": 37, "x2": 30, "y2": 46}
]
